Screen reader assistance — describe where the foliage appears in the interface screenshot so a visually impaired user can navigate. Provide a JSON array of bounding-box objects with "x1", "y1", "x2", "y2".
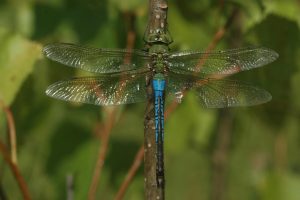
[{"x1": 0, "y1": 0, "x2": 299, "y2": 199}]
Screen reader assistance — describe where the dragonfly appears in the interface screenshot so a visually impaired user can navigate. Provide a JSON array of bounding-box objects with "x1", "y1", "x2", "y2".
[{"x1": 43, "y1": 34, "x2": 278, "y2": 189}]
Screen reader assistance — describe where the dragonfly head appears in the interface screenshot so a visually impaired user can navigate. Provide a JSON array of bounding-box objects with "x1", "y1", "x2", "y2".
[{"x1": 144, "y1": 31, "x2": 173, "y2": 45}]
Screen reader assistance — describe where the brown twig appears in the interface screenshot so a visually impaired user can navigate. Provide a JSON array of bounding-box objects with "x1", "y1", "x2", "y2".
[
  {"x1": 144, "y1": 0, "x2": 170, "y2": 199},
  {"x1": 0, "y1": 101, "x2": 17, "y2": 164},
  {"x1": 88, "y1": 109, "x2": 117, "y2": 200},
  {"x1": 114, "y1": 146, "x2": 144, "y2": 200},
  {"x1": 88, "y1": 12, "x2": 137, "y2": 200},
  {"x1": 0, "y1": 140, "x2": 31, "y2": 200}
]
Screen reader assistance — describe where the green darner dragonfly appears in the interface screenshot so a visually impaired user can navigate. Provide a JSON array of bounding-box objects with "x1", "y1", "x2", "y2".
[
  {"x1": 43, "y1": 4, "x2": 278, "y2": 189},
  {"x1": 43, "y1": 42, "x2": 278, "y2": 187}
]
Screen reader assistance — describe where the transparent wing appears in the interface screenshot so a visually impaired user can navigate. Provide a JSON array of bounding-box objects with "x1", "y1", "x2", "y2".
[
  {"x1": 43, "y1": 43, "x2": 150, "y2": 74},
  {"x1": 168, "y1": 47, "x2": 278, "y2": 75},
  {"x1": 167, "y1": 72, "x2": 271, "y2": 108},
  {"x1": 45, "y1": 73, "x2": 148, "y2": 106}
]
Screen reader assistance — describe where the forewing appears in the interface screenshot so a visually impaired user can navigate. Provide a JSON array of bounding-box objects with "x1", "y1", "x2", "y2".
[
  {"x1": 167, "y1": 72, "x2": 271, "y2": 108},
  {"x1": 45, "y1": 73, "x2": 148, "y2": 106},
  {"x1": 168, "y1": 47, "x2": 278, "y2": 75},
  {"x1": 43, "y1": 43, "x2": 150, "y2": 73}
]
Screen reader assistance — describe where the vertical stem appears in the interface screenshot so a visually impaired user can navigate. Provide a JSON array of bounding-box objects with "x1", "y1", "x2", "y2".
[
  {"x1": 0, "y1": 140, "x2": 31, "y2": 200},
  {"x1": 88, "y1": 110, "x2": 116, "y2": 200},
  {"x1": 144, "y1": 1, "x2": 169, "y2": 199},
  {"x1": 144, "y1": 0, "x2": 171, "y2": 45},
  {"x1": 1, "y1": 102, "x2": 17, "y2": 164},
  {"x1": 144, "y1": 74, "x2": 160, "y2": 199}
]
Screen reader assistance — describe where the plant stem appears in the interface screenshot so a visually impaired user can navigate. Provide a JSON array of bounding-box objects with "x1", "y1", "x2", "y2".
[
  {"x1": 88, "y1": 109, "x2": 116, "y2": 200},
  {"x1": 144, "y1": 0, "x2": 169, "y2": 199},
  {"x1": 144, "y1": 76, "x2": 160, "y2": 199},
  {"x1": 0, "y1": 140, "x2": 31, "y2": 200},
  {"x1": 0, "y1": 101, "x2": 17, "y2": 164}
]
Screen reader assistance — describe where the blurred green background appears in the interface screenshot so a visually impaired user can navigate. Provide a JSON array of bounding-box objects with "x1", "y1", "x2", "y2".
[{"x1": 0, "y1": 0, "x2": 300, "y2": 199}]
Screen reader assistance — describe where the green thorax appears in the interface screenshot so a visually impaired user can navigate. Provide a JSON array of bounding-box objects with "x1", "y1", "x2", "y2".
[
  {"x1": 149, "y1": 44, "x2": 169, "y2": 74},
  {"x1": 144, "y1": 30, "x2": 173, "y2": 45}
]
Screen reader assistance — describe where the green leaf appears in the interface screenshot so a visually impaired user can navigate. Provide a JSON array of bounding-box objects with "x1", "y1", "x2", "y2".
[
  {"x1": 230, "y1": 0, "x2": 267, "y2": 32},
  {"x1": 264, "y1": 0, "x2": 300, "y2": 27},
  {"x1": 232, "y1": 0, "x2": 300, "y2": 31},
  {"x1": 0, "y1": 28, "x2": 42, "y2": 105}
]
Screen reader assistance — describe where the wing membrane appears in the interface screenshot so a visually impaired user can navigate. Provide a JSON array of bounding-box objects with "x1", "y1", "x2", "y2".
[
  {"x1": 43, "y1": 43, "x2": 150, "y2": 74},
  {"x1": 167, "y1": 72, "x2": 271, "y2": 108},
  {"x1": 45, "y1": 73, "x2": 148, "y2": 106},
  {"x1": 168, "y1": 47, "x2": 278, "y2": 75}
]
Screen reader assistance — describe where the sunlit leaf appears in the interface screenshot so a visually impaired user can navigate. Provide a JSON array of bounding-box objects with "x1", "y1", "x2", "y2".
[
  {"x1": 0, "y1": 28, "x2": 42, "y2": 105},
  {"x1": 264, "y1": 0, "x2": 300, "y2": 27}
]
